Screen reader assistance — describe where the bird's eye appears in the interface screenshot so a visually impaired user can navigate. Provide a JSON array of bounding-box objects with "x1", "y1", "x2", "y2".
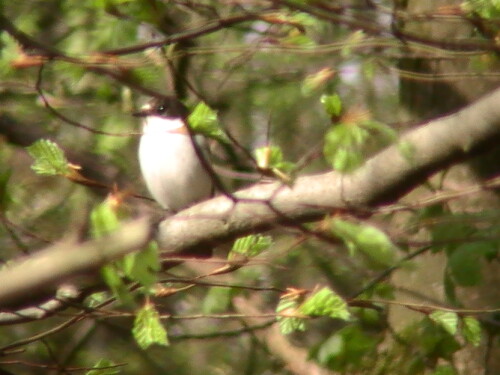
[{"x1": 157, "y1": 105, "x2": 166, "y2": 112}]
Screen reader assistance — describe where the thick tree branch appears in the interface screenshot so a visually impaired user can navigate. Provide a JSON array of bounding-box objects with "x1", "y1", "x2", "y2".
[
  {"x1": 1, "y1": 88, "x2": 499, "y2": 309},
  {"x1": 157, "y1": 88, "x2": 500, "y2": 253},
  {"x1": 0, "y1": 218, "x2": 152, "y2": 307}
]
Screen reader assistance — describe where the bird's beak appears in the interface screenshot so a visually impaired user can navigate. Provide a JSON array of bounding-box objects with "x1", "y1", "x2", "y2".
[
  {"x1": 132, "y1": 110, "x2": 147, "y2": 117},
  {"x1": 132, "y1": 102, "x2": 153, "y2": 117}
]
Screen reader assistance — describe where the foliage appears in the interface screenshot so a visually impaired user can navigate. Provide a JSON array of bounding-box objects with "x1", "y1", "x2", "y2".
[
  {"x1": 277, "y1": 287, "x2": 350, "y2": 335},
  {"x1": 132, "y1": 302, "x2": 169, "y2": 349},
  {"x1": 331, "y1": 218, "x2": 396, "y2": 268},
  {"x1": 0, "y1": 0, "x2": 498, "y2": 374},
  {"x1": 86, "y1": 359, "x2": 120, "y2": 375},
  {"x1": 27, "y1": 139, "x2": 71, "y2": 176},
  {"x1": 188, "y1": 101, "x2": 228, "y2": 143},
  {"x1": 229, "y1": 233, "x2": 272, "y2": 259}
]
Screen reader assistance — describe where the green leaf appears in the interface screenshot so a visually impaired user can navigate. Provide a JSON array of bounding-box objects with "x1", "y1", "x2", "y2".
[
  {"x1": 86, "y1": 358, "x2": 120, "y2": 375},
  {"x1": 429, "y1": 310, "x2": 458, "y2": 335},
  {"x1": 448, "y1": 243, "x2": 493, "y2": 286},
  {"x1": 188, "y1": 102, "x2": 228, "y2": 142},
  {"x1": 90, "y1": 200, "x2": 120, "y2": 238},
  {"x1": 299, "y1": 287, "x2": 351, "y2": 321},
  {"x1": 26, "y1": 139, "x2": 71, "y2": 176},
  {"x1": 276, "y1": 296, "x2": 306, "y2": 335},
  {"x1": 462, "y1": 316, "x2": 481, "y2": 347},
  {"x1": 254, "y1": 145, "x2": 295, "y2": 182},
  {"x1": 229, "y1": 234, "x2": 272, "y2": 259},
  {"x1": 361, "y1": 119, "x2": 397, "y2": 142},
  {"x1": 415, "y1": 317, "x2": 461, "y2": 359},
  {"x1": 100, "y1": 264, "x2": 133, "y2": 305},
  {"x1": 123, "y1": 241, "x2": 160, "y2": 293},
  {"x1": 321, "y1": 94, "x2": 342, "y2": 117},
  {"x1": 133, "y1": 303, "x2": 169, "y2": 349},
  {"x1": 331, "y1": 219, "x2": 395, "y2": 268},
  {"x1": 463, "y1": 0, "x2": 500, "y2": 18},
  {"x1": 323, "y1": 124, "x2": 367, "y2": 172},
  {"x1": 311, "y1": 326, "x2": 378, "y2": 371}
]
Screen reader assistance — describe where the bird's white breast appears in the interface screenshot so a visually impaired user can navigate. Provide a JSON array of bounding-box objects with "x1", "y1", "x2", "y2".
[{"x1": 138, "y1": 116, "x2": 212, "y2": 211}]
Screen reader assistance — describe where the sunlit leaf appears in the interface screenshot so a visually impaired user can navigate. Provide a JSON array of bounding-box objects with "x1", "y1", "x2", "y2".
[
  {"x1": 299, "y1": 287, "x2": 351, "y2": 321},
  {"x1": 26, "y1": 139, "x2": 71, "y2": 176},
  {"x1": 331, "y1": 219, "x2": 395, "y2": 268},
  {"x1": 276, "y1": 292, "x2": 306, "y2": 334},
  {"x1": 90, "y1": 200, "x2": 120, "y2": 238},
  {"x1": 255, "y1": 145, "x2": 295, "y2": 182},
  {"x1": 101, "y1": 264, "x2": 133, "y2": 305},
  {"x1": 123, "y1": 241, "x2": 160, "y2": 293},
  {"x1": 462, "y1": 0, "x2": 500, "y2": 18},
  {"x1": 323, "y1": 124, "x2": 367, "y2": 172},
  {"x1": 462, "y1": 316, "x2": 481, "y2": 347},
  {"x1": 188, "y1": 102, "x2": 228, "y2": 142},
  {"x1": 430, "y1": 310, "x2": 458, "y2": 335},
  {"x1": 133, "y1": 303, "x2": 169, "y2": 349},
  {"x1": 229, "y1": 234, "x2": 272, "y2": 259},
  {"x1": 321, "y1": 94, "x2": 342, "y2": 117}
]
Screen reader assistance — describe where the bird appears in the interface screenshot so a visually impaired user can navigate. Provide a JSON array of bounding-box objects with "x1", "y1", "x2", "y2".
[{"x1": 133, "y1": 97, "x2": 213, "y2": 212}]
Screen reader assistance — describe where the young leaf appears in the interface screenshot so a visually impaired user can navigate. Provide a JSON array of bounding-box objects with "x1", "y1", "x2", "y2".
[
  {"x1": 26, "y1": 139, "x2": 71, "y2": 176},
  {"x1": 188, "y1": 102, "x2": 228, "y2": 143},
  {"x1": 429, "y1": 310, "x2": 458, "y2": 335},
  {"x1": 229, "y1": 234, "x2": 272, "y2": 259},
  {"x1": 101, "y1": 264, "x2": 133, "y2": 305},
  {"x1": 321, "y1": 94, "x2": 342, "y2": 117},
  {"x1": 255, "y1": 145, "x2": 295, "y2": 182},
  {"x1": 85, "y1": 358, "x2": 120, "y2": 375},
  {"x1": 133, "y1": 303, "x2": 169, "y2": 349},
  {"x1": 299, "y1": 287, "x2": 351, "y2": 321},
  {"x1": 123, "y1": 241, "x2": 160, "y2": 294},
  {"x1": 331, "y1": 219, "x2": 395, "y2": 268},
  {"x1": 323, "y1": 124, "x2": 367, "y2": 172},
  {"x1": 462, "y1": 316, "x2": 481, "y2": 347},
  {"x1": 90, "y1": 200, "x2": 120, "y2": 238},
  {"x1": 276, "y1": 297, "x2": 306, "y2": 335},
  {"x1": 276, "y1": 289, "x2": 308, "y2": 335}
]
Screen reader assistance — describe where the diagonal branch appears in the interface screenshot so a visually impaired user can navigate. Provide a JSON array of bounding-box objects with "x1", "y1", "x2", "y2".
[
  {"x1": 157, "y1": 87, "x2": 500, "y2": 253},
  {"x1": 0, "y1": 218, "x2": 152, "y2": 308},
  {"x1": 0, "y1": 88, "x2": 499, "y2": 309}
]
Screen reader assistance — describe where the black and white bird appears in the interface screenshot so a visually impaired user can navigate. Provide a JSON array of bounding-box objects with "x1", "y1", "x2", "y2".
[{"x1": 134, "y1": 97, "x2": 212, "y2": 212}]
